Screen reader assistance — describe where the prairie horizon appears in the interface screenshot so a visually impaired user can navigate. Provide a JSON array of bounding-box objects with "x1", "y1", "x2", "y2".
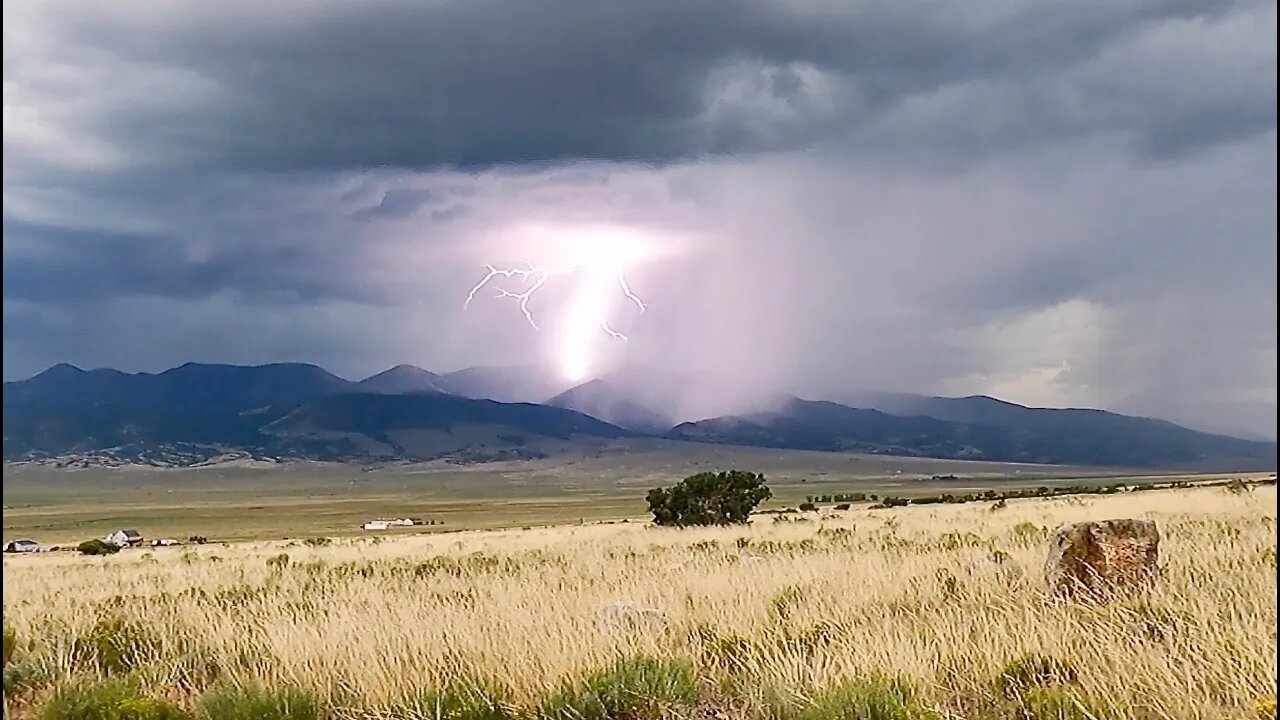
[{"x1": 4, "y1": 439, "x2": 1259, "y2": 543}]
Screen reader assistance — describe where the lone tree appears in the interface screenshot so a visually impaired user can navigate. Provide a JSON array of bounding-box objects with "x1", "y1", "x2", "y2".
[{"x1": 646, "y1": 470, "x2": 772, "y2": 527}]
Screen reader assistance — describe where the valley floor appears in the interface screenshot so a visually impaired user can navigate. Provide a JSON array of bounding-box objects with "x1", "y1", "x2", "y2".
[
  {"x1": 0, "y1": 442, "x2": 1250, "y2": 543},
  {"x1": 2, "y1": 484, "x2": 1276, "y2": 719}
]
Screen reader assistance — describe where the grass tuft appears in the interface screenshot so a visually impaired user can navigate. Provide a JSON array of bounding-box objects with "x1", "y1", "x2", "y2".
[
  {"x1": 3, "y1": 627, "x2": 17, "y2": 667},
  {"x1": 390, "y1": 678, "x2": 515, "y2": 720},
  {"x1": 73, "y1": 617, "x2": 159, "y2": 676},
  {"x1": 38, "y1": 678, "x2": 189, "y2": 720},
  {"x1": 539, "y1": 656, "x2": 697, "y2": 720},
  {"x1": 994, "y1": 654, "x2": 1078, "y2": 698},
  {"x1": 794, "y1": 674, "x2": 940, "y2": 720},
  {"x1": 197, "y1": 683, "x2": 321, "y2": 720}
]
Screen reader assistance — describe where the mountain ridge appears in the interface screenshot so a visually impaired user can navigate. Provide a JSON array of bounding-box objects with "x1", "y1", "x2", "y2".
[
  {"x1": 3, "y1": 362, "x2": 631, "y2": 466},
  {"x1": 4, "y1": 362, "x2": 1275, "y2": 470},
  {"x1": 668, "y1": 395, "x2": 1275, "y2": 470}
]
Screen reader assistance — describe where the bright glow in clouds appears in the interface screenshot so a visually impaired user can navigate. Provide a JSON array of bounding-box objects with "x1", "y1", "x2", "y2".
[{"x1": 463, "y1": 224, "x2": 677, "y2": 381}]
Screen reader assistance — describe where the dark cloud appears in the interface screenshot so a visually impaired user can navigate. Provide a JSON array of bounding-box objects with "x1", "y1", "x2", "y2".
[
  {"x1": 2, "y1": 0, "x2": 1275, "y2": 439},
  {"x1": 1, "y1": 219, "x2": 383, "y2": 306},
  {"x1": 4, "y1": 0, "x2": 1272, "y2": 176}
]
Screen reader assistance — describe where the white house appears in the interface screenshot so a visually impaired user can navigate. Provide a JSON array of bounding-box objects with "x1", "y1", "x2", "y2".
[
  {"x1": 3, "y1": 538, "x2": 39, "y2": 553},
  {"x1": 151, "y1": 538, "x2": 180, "y2": 547},
  {"x1": 104, "y1": 529, "x2": 143, "y2": 547},
  {"x1": 364, "y1": 518, "x2": 423, "y2": 530}
]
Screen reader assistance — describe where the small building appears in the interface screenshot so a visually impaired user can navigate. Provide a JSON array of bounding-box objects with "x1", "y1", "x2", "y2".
[
  {"x1": 151, "y1": 538, "x2": 180, "y2": 547},
  {"x1": 364, "y1": 518, "x2": 435, "y2": 530},
  {"x1": 104, "y1": 529, "x2": 144, "y2": 547},
  {"x1": 3, "y1": 538, "x2": 39, "y2": 553}
]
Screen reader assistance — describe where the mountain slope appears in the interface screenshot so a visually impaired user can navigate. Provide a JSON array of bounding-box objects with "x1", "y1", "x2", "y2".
[
  {"x1": 831, "y1": 391, "x2": 1277, "y2": 466},
  {"x1": 4, "y1": 362, "x2": 352, "y2": 412},
  {"x1": 151, "y1": 362, "x2": 352, "y2": 410},
  {"x1": 2, "y1": 363, "x2": 629, "y2": 465},
  {"x1": 546, "y1": 379, "x2": 670, "y2": 433},
  {"x1": 837, "y1": 391, "x2": 1179, "y2": 434},
  {"x1": 356, "y1": 365, "x2": 441, "y2": 394},
  {"x1": 3, "y1": 363, "x2": 354, "y2": 460},
  {"x1": 669, "y1": 396, "x2": 1277, "y2": 469},
  {"x1": 263, "y1": 392, "x2": 629, "y2": 461},
  {"x1": 433, "y1": 365, "x2": 573, "y2": 404}
]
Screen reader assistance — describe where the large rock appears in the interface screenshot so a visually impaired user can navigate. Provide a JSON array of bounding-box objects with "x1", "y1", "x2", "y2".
[
  {"x1": 598, "y1": 601, "x2": 665, "y2": 631},
  {"x1": 1044, "y1": 519, "x2": 1160, "y2": 599}
]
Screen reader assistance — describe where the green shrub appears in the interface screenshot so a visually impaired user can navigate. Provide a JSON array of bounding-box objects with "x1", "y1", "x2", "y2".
[
  {"x1": 301, "y1": 537, "x2": 332, "y2": 548},
  {"x1": 1009, "y1": 524, "x2": 1048, "y2": 544},
  {"x1": 646, "y1": 470, "x2": 772, "y2": 527},
  {"x1": 73, "y1": 617, "x2": 159, "y2": 675},
  {"x1": 995, "y1": 654, "x2": 1078, "y2": 697},
  {"x1": 77, "y1": 540, "x2": 121, "y2": 556},
  {"x1": 198, "y1": 684, "x2": 320, "y2": 720},
  {"x1": 4, "y1": 659, "x2": 50, "y2": 695},
  {"x1": 38, "y1": 678, "x2": 189, "y2": 720},
  {"x1": 795, "y1": 674, "x2": 939, "y2": 720},
  {"x1": 2, "y1": 627, "x2": 16, "y2": 666},
  {"x1": 392, "y1": 678, "x2": 514, "y2": 720},
  {"x1": 539, "y1": 656, "x2": 697, "y2": 720},
  {"x1": 993, "y1": 687, "x2": 1117, "y2": 720},
  {"x1": 266, "y1": 554, "x2": 290, "y2": 570}
]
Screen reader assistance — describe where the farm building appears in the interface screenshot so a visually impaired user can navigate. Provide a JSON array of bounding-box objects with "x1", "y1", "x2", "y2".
[
  {"x1": 151, "y1": 538, "x2": 180, "y2": 547},
  {"x1": 104, "y1": 529, "x2": 144, "y2": 547},
  {"x1": 362, "y1": 518, "x2": 432, "y2": 530},
  {"x1": 3, "y1": 538, "x2": 40, "y2": 553}
]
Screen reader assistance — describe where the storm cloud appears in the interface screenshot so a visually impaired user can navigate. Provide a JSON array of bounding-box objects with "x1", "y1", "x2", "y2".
[{"x1": 3, "y1": 0, "x2": 1276, "y2": 438}]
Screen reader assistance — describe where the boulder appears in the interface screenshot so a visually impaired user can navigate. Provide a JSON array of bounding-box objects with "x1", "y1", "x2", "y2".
[
  {"x1": 1044, "y1": 519, "x2": 1159, "y2": 599},
  {"x1": 598, "y1": 601, "x2": 665, "y2": 631}
]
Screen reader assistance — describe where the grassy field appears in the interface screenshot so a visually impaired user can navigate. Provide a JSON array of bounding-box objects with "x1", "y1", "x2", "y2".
[
  {"x1": 0, "y1": 441, "x2": 1237, "y2": 543},
  {"x1": 3, "y1": 483, "x2": 1276, "y2": 719}
]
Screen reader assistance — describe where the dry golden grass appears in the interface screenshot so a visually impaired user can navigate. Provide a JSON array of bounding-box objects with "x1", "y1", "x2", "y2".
[{"x1": 3, "y1": 485, "x2": 1276, "y2": 719}]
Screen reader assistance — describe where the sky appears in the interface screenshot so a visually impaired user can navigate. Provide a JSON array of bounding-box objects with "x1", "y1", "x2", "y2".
[{"x1": 3, "y1": 0, "x2": 1276, "y2": 439}]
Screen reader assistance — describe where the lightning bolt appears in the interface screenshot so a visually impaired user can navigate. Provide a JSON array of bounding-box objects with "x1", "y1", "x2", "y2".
[
  {"x1": 464, "y1": 263, "x2": 553, "y2": 331},
  {"x1": 600, "y1": 321, "x2": 627, "y2": 341},
  {"x1": 617, "y1": 274, "x2": 646, "y2": 312},
  {"x1": 463, "y1": 262, "x2": 645, "y2": 339}
]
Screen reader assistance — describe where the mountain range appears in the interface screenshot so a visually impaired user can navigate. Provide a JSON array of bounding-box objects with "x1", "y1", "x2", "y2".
[{"x1": 3, "y1": 362, "x2": 1275, "y2": 470}]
